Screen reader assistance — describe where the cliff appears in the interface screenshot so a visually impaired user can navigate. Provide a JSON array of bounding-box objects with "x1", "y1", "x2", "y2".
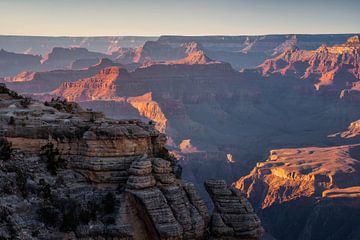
[
  {"x1": 257, "y1": 35, "x2": 360, "y2": 94},
  {"x1": 40, "y1": 47, "x2": 108, "y2": 70},
  {"x1": 0, "y1": 84, "x2": 262, "y2": 239},
  {"x1": 235, "y1": 145, "x2": 360, "y2": 239},
  {"x1": 5, "y1": 58, "x2": 120, "y2": 94}
]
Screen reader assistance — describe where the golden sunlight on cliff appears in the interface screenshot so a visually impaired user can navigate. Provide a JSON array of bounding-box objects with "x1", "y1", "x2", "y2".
[
  {"x1": 235, "y1": 144, "x2": 360, "y2": 209},
  {"x1": 52, "y1": 66, "x2": 121, "y2": 101},
  {"x1": 127, "y1": 92, "x2": 168, "y2": 133},
  {"x1": 179, "y1": 139, "x2": 199, "y2": 153}
]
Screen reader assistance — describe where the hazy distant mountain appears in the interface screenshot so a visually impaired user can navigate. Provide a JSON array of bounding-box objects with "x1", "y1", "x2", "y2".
[
  {"x1": 0, "y1": 36, "x2": 156, "y2": 55},
  {"x1": 0, "y1": 49, "x2": 41, "y2": 76}
]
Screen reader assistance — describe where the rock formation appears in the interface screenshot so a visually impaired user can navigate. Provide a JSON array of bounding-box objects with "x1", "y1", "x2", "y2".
[
  {"x1": 0, "y1": 84, "x2": 261, "y2": 239},
  {"x1": 205, "y1": 180, "x2": 263, "y2": 240},
  {"x1": 6, "y1": 58, "x2": 121, "y2": 94},
  {"x1": 258, "y1": 35, "x2": 360, "y2": 94},
  {"x1": 329, "y1": 119, "x2": 360, "y2": 139},
  {"x1": 40, "y1": 47, "x2": 108, "y2": 70},
  {"x1": 235, "y1": 145, "x2": 360, "y2": 239}
]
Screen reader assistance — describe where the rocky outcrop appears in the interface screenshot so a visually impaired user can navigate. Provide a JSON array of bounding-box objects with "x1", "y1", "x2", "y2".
[
  {"x1": 205, "y1": 180, "x2": 263, "y2": 240},
  {"x1": 329, "y1": 119, "x2": 360, "y2": 139},
  {"x1": 236, "y1": 145, "x2": 360, "y2": 209},
  {"x1": 133, "y1": 40, "x2": 215, "y2": 66},
  {"x1": 165, "y1": 50, "x2": 217, "y2": 65},
  {"x1": 133, "y1": 41, "x2": 188, "y2": 64},
  {"x1": 235, "y1": 145, "x2": 360, "y2": 240},
  {"x1": 257, "y1": 35, "x2": 360, "y2": 94},
  {"x1": 127, "y1": 92, "x2": 168, "y2": 133},
  {"x1": 126, "y1": 157, "x2": 210, "y2": 239},
  {"x1": 51, "y1": 66, "x2": 125, "y2": 101},
  {"x1": 5, "y1": 58, "x2": 121, "y2": 94},
  {"x1": 0, "y1": 84, "x2": 261, "y2": 239}
]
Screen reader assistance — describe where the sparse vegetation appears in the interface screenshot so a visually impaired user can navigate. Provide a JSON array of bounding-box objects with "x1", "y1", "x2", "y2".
[
  {"x1": 2, "y1": 179, "x2": 13, "y2": 195},
  {"x1": 0, "y1": 206, "x2": 17, "y2": 239},
  {"x1": 39, "y1": 181, "x2": 52, "y2": 200},
  {"x1": 102, "y1": 192, "x2": 116, "y2": 213},
  {"x1": 0, "y1": 84, "x2": 23, "y2": 99},
  {"x1": 79, "y1": 200, "x2": 98, "y2": 224},
  {"x1": 45, "y1": 97, "x2": 77, "y2": 113},
  {"x1": 40, "y1": 142, "x2": 65, "y2": 175},
  {"x1": 15, "y1": 168, "x2": 28, "y2": 197},
  {"x1": 19, "y1": 97, "x2": 31, "y2": 108},
  {"x1": 8, "y1": 116, "x2": 15, "y2": 125},
  {"x1": 37, "y1": 204, "x2": 59, "y2": 227},
  {"x1": 36, "y1": 190, "x2": 119, "y2": 233},
  {"x1": 37, "y1": 197, "x2": 100, "y2": 232},
  {"x1": 0, "y1": 138, "x2": 12, "y2": 160},
  {"x1": 89, "y1": 111, "x2": 96, "y2": 123},
  {"x1": 59, "y1": 199, "x2": 80, "y2": 232}
]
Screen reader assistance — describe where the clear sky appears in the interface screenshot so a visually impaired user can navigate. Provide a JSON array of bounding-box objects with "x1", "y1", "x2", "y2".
[{"x1": 0, "y1": 0, "x2": 359, "y2": 36}]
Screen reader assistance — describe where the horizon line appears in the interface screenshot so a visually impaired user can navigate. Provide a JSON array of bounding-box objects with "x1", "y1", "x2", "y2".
[{"x1": 0, "y1": 33, "x2": 359, "y2": 38}]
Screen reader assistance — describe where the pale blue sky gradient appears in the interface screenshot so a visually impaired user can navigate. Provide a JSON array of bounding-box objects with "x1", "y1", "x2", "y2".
[{"x1": 0, "y1": 0, "x2": 359, "y2": 36}]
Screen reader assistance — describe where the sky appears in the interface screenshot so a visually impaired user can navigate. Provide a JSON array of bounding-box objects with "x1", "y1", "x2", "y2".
[{"x1": 0, "y1": 0, "x2": 359, "y2": 36}]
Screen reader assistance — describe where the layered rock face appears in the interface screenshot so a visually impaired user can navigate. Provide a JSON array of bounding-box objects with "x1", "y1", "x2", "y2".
[
  {"x1": 51, "y1": 66, "x2": 125, "y2": 101},
  {"x1": 205, "y1": 180, "x2": 263, "y2": 240},
  {"x1": 133, "y1": 41, "x2": 214, "y2": 66},
  {"x1": 329, "y1": 119, "x2": 360, "y2": 139},
  {"x1": 158, "y1": 34, "x2": 356, "y2": 69},
  {"x1": 5, "y1": 58, "x2": 121, "y2": 94},
  {"x1": 235, "y1": 145, "x2": 360, "y2": 240},
  {"x1": 0, "y1": 85, "x2": 261, "y2": 239},
  {"x1": 40, "y1": 47, "x2": 108, "y2": 70},
  {"x1": 258, "y1": 35, "x2": 360, "y2": 95}
]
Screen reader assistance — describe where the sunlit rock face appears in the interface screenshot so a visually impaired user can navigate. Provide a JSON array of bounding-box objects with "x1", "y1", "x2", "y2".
[
  {"x1": 235, "y1": 144, "x2": 360, "y2": 240},
  {"x1": 257, "y1": 35, "x2": 360, "y2": 95},
  {"x1": 51, "y1": 66, "x2": 124, "y2": 102},
  {"x1": 4, "y1": 58, "x2": 121, "y2": 94},
  {"x1": 127, "y1": 92, "x2": 168, "y2": 133},
  {"x1": 329, "y1": 119, "x2": 360, "y2": 139}
]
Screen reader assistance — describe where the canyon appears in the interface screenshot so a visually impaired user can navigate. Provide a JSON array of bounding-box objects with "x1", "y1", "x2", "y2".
[
  {"x1": 0, "y1": 34, "x2": 359, "y2": 239},
  {"x1": 0, "y1": 84, "x2": 263, "y2": 239}
]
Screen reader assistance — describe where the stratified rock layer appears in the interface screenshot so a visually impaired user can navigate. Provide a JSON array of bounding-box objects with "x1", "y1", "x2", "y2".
[
  {"x1": 235, "y1": 145, "x2": 360, "y2": 240},
  {"x1": 205, "y1": 179, "x2": 263, "y2": 240},
  {"x1": 0, "y1": 84, "x2": 260, "y2": 239}
]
